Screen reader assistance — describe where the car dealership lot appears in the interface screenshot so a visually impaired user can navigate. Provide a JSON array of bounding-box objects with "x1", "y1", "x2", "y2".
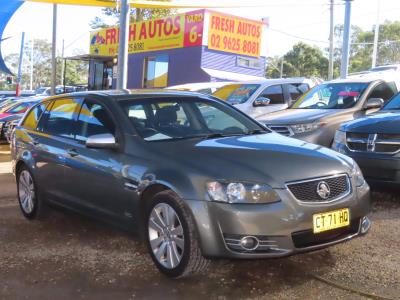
[{"x1": 0, "y1": 144, "x2": 399, "y2": 300}]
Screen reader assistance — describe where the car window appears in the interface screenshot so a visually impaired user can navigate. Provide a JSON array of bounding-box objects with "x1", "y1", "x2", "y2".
[
  {"x1": 367, "y1": 82, "x2": 395, "y2": 103},
  {"x1": 5, "y1": 102, "x2": 33, "y2": 114},
  {"x1": 383, "y1": 93, "x2": 400, "y2": 110},
  {"x1": 22, "y1": 102, "x2": 48, "y2": 130},
  {"x1": 292, "y1": 82, "x2": 369, "y2": 109},
  {"x1": 212, "y1": 84, "x2": 260, "y2": 105},
  {"x1": 121, "y1": 97, "x2": 262, "y2": 141},
  {"x1": 75, "y1": 100, "x2": 116, "y2": 142},
  {"x1": 257, "y1": 85, "x2": 284, "y2": 105},
  {"x1": 39, "y1": 98, "x2": 80, "y2": 138},
  {"x1": 287, "y1": 83, "x2": 309, "y2": 101}
]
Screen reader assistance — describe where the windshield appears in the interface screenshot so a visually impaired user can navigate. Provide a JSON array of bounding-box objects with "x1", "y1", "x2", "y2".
[
  {"x1": 212, "y1": 84, "x2": 260, "y2": 105},
  {"x1": 291, "y1": 82, "x2": 369, "y2": 109},
  {"x1": 119, "y1": 97, "x2": 265, "y2": 141},
  {"x1": 383, "y1": 93, "x2": 400, "y2": 110},
  {"x1": 6, "y1": 102, "x2": 33, "y2": 114}
]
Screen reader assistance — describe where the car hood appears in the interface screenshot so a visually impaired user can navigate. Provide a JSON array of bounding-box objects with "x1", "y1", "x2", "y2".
[
  {"x1": 150, "y1": 132, "x2": 354, "y2": 188},
  {"x1": 257, "y1": 109, "x2": 345, "y2": 125},
  {"x1": 340, "y1": 110, "x2": 400, "y2": 134}
]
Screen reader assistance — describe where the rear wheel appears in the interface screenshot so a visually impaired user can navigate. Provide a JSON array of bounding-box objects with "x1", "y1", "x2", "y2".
[
  {"x1": 17, "y1": 166, "x2": 46, "y2": 220},
  {"x1": 145, "y1": 190, "x2": 209, "y2": 278}
]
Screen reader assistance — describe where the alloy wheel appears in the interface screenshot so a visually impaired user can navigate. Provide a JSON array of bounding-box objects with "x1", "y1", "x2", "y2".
[
  {"x1": 148, "y1": 203, "x2": 185, "y2": 269},
  {"x1": 18, "y1": 170, "x2": 35, "y2": 214}
]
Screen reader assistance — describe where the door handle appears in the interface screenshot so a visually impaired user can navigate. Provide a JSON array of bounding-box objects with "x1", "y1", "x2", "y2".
[{"x1": 67, "y1": 149, "x2": 79, "y2": 157}]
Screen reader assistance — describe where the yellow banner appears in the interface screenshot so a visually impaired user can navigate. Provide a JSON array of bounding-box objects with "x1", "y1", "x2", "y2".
[
  {"x1": 90, "y1": 11, "x2": 205, "y2": 56},
  {"x1": 208, "y1": 12, "x2": 263, "y2": 57}
]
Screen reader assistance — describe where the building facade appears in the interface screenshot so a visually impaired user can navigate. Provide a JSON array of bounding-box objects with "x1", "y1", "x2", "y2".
[{"x1": 87, "y1": 9, "x2": 266, "y2": 90}]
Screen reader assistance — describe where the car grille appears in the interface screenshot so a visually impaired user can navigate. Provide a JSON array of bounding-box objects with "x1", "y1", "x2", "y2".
[
  {"x1": 346, "y1": 132, "x2": 400, "y2": 153},
  {"x1": 292, "y1": 218, "x2": 360, "y2": 248},
  {"x1": 266, "y1": 125, "x2": 293, "y2": 136},
  {"x1": 287, "y1": 174, "x2": 350, "y2": 202}
]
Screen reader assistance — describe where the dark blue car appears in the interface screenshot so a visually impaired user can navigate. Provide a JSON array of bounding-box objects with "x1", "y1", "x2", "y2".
[{"x1": 333, "y1": 92, "x2": 400, "y2": 187}]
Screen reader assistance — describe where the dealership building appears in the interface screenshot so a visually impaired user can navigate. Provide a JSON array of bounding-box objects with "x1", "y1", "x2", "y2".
[{"x1": 82, "y1": 9, "x2": 266, "y2": 90}]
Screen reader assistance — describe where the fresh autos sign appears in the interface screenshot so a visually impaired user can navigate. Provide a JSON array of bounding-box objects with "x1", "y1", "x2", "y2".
[
  {"x1": 207, "y1": 12, "x2": 263, "y2": 57},
  {"x1": 90, "y1": 11, "x2": 204, "y2": 56}
]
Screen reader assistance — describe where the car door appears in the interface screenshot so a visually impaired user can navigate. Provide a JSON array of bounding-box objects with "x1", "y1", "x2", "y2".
[
  {"x1": 62, "y1": 97, "x2": 134, "y2": 222},
  {"x1": 34, "y1": 97, "x2": 82, "y2": 203},
  {"x1": 251, "y1": 84, "x2": 286, "y2": 117}
]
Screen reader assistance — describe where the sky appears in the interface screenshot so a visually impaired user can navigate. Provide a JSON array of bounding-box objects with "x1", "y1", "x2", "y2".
[{"x1": 2, "y1": 0, "x2": 400, "y2": 59}]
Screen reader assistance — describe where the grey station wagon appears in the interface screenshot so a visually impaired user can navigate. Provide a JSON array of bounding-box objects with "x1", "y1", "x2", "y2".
[{"x1": 12, "y1": 90, "x2": 371, "y2": 278}]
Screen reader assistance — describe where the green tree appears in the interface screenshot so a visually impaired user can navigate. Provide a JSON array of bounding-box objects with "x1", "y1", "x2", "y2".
[
  {"x1": 3, "y1": 39, "x2": 88, "y2": 90},
  {"x1": 266, "y1": 42, "x2": 328, "y2": 79},
  {"x1": 90, "y1": 1, "x2": 176, "y2": 29}
]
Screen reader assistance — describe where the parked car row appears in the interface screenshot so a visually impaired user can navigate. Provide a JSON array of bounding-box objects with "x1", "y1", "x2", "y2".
[
  {"x1": 0, "y1": 96, "x2": 45, "y2": 142},
  {"x1": 4, "y1": 73, "x2": 398, "y2": 279}
]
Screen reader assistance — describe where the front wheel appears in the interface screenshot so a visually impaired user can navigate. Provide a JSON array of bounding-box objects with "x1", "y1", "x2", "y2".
[{"x1": 145, "y1": 190, "x2": 209, "y2": 278}]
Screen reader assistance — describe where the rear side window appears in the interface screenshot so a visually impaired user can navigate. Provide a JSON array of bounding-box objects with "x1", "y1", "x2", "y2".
[
  {"x1": 75, "y1": 100, "x2": 115, "y2": 142},
  {"x1": 259, "y1": 85, "x2": 284, "y2": 104},
  {"x1": 40, "y1": 98, "x2": 80, "y2": 138},
  {"x1": 23, "y1": 102, "x2": 47, "y2": 130},
  {"x1": 368, "y1": 83, "x2": 395, "y2": 102}
]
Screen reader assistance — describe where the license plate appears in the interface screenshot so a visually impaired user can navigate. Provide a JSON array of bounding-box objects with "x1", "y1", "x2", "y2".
[{"x1": 313, "y1": 208, "x2": 350, "y2": 234}]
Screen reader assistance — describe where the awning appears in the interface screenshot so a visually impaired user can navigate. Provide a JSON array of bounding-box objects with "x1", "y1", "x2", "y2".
[
  {"x1": 0, "y1": 0, "x2": 23, "y2": 75},
  {"x1": 64, "y1": 54, "x2": 114, "y2": 61},
  {"x1": 202, "y1": 68, "x2": 265, "y2": 81},
  {"x1": 25, "y1": 0, "x2": 270, "y2": 8}
]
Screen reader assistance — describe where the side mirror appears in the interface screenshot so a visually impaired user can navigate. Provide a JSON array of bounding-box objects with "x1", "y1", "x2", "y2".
[
  {"x1": 86, "y1": 133, "x2": 117, "y2": 149},
  {"x1": 364, "y1": 98, "x2": 384, "y2": 110},
  {"x1": 253, "y1": 97, "x2": 271, "y2": 107}
]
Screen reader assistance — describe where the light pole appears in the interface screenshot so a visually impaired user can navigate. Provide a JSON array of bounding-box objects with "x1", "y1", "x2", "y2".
[
  {"x1": 116, "y1": 0, "x2": 130, "y2": 90},
  {"x1": 371, "y1": 0, "x2": 381, "y2": 68},
  {"x1": 51, "y1": 4, "x2": 57, "y2": 95},
  {"x1": 340, "y1": 0, "x2": 353, "y2": 79},
  {"x1": 328, "y1": 0, "x2": 334, "y2": 80}
]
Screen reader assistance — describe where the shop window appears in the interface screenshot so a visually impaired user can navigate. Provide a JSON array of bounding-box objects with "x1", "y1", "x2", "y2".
[{"x1": 143, "y1": 55, "x2": 169, "y2": 88}]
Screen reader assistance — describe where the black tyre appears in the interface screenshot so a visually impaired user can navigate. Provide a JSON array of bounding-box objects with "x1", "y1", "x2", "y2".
[
  {"x1": 16, "y1": 165, "x2": 47, "y2": 220},
  {"x1": 145, "y1": 190, "x2": 209, "y2": 278}
]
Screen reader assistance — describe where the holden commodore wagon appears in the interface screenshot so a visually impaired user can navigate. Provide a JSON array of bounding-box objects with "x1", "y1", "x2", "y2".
[{"x1": 12, "y1": 90, "x2": 371, "y2": 278}]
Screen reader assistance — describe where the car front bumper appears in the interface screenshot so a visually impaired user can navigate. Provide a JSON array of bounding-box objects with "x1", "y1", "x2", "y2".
[
  {"x1": 187, "y1": 181, "x2": 370, "y2": 259},
  {"x1": 333, "y1": 143, "x2": 400, "y2": 187}
]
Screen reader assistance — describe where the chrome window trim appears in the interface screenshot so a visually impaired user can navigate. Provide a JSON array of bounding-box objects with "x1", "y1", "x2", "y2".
[{"x1": 285, "y1": 173, "x2": 352, "y2": 204}]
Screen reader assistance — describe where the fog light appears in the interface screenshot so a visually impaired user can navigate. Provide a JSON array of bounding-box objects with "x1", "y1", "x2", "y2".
[
  {"x1": 361, "y1": 216, "x2": 371, "y2": 234},
  {"x1": 240, "y1": 236, "x2": 259, "y2": 250}
]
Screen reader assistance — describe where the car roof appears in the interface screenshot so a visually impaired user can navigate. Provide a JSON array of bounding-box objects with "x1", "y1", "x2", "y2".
[
  {"x1": 326, "y1": 77, "x2": 382, "y2": 84},
  {"x1": 36, "y1": 89, "x2": 212, "y2": 103},
  {"x1": 166, "y1": 82, "x2": 234, "y2": 90}
]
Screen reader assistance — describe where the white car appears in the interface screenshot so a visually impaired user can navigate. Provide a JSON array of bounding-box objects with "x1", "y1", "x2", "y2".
[
  {"x1": 212, "y1": 78, "x2": 320, "y2": 118},
  {"x1": 167, "y1": 82, "x2": 234, "y2": 95}
]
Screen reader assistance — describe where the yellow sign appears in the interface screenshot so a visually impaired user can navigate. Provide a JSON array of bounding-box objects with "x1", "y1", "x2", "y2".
[
  {"x1": 208, "y1": 12, "x2": 263, "y2": 57},
  {"x1": 90, "y1": 11, "x2": 205, "y2": 56},
  {"x1": 313, "y1": 208, "x2": 350, "y2": 234}
]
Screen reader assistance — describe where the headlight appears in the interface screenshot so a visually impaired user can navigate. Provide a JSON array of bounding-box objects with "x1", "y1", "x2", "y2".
[
  {"x1": 333, "y1": 130, "x2": 346, "y2": 145},
  {"x1": 351, "y1": 161, "x2": 365, "y2": 187},
  {"x1": 206, "y1": 181, "x2": 280, "y2": 204},
  {"x1": 290, "y1": 122, "x2": 325, "y2": 134}
]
